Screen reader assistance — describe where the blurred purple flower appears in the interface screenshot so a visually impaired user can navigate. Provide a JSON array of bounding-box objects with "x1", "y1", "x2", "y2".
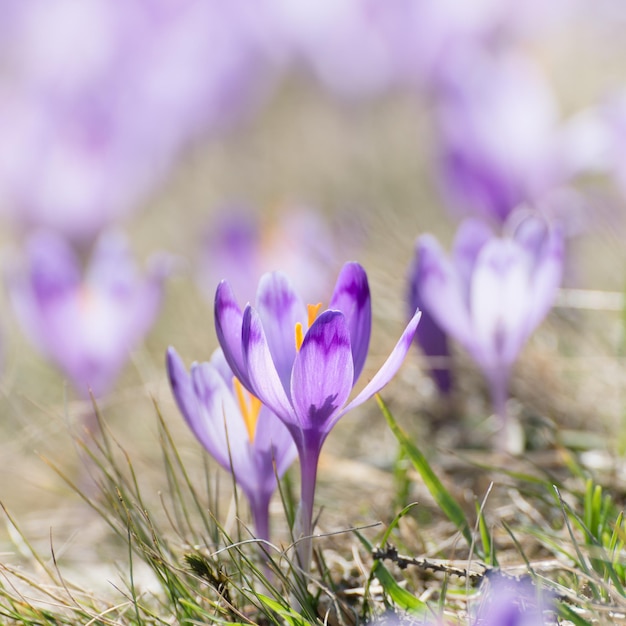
[
  {"x1": 366, "y1": 575, "x2": 553, "y2": 626},
  {"x1": 434, "y1": 52, "x2": 568, "y2": 222},
  {"x1": 268, "y1": 0, "x2": 572, "y2": 100},
  {"x1": 214, "y1": 262, "x2": 421, "y2": 571},
  {"x1": 269, "y1": 0, "x2": 398, "y2": 99},
  {"x1": 588, "y1": 91, "x2": 626, "y2": 198},
  {"x1": 411, "y1": 210, "x2": 563, "y2": 449},
  {"x1": 473, "y1": 573, "x2": 553, "y2": 626},
  {"x1": 9, "y1": 231, "x2": 167, "y2": 398},
  {"x1": 167, "y1": 347, "x2": 296, "y2": 542},
  {"x1": 366, "y1": 613, "x2": 441, "y2": 626},
  {"x1": 200, "y1": 206, "x2": 360, "y2": 305},
  {"x1": 407, "y1": 253, "x2": 453, "y2": 396},
  {"x1": 0, "y1": 0, "x2": 275, "y2": 243}
]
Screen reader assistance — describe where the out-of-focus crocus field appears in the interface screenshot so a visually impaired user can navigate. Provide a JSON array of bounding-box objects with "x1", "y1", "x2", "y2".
[{"x1": 1, "y1": 2, "x2": 626, "y2": 625}]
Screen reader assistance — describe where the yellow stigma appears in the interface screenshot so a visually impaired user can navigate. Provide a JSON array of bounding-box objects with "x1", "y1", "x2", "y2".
[
  {"x1": 233, "y1": 377, "x2": 262, "y2": 442},
  {"x1": 295, "y1": 302, "x2": 323, "y2": 351}
]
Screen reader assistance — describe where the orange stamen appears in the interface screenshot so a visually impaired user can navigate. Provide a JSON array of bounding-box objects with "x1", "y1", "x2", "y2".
[
  {"x1": 308, "y1": 302, "x2": 322, "y2": 327},
  {"x1": 233, "y1": 377, "x2": 262, "y2": 442},
  {"x1": 295, "y1": 302, "x2": 323, "y2": 351},
  {"x1": 295, "y1": 322, "x2": 305, "y2": 351}
]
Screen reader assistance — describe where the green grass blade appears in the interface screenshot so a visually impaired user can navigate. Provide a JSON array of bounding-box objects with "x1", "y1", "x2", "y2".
[
  {"x1": 355, "y1": 531, "x2": 427, "y2": 613},
  {"x1": 377, "y1": 394, "x2": 473, "y2": 548},
  {"x1": 557, "y1": 602, "x2": 593, "y2": 626},
  {"x1": 256, "y1": 594, "x2": 313, "y2": 626}
]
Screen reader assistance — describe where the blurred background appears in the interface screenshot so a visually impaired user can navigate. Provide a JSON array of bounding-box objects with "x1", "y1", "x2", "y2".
[{"x1": 1, "y1": 0, "x2": 626, "y2": 593}]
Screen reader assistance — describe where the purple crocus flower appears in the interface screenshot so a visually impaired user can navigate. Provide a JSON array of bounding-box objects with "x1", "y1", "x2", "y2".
[
  {"x1": 367, "y1": 575, "x2": 552, "y2": 625},
  {"x1": 199, "y1": 206, "x2": 359, "y2": 307},
  {"x1": 268, "y1": 0, "x2": 572, "y2": 101},
  {"x1": 473, "y1": 573, "x2": 553, "y2": 626},
  {"x1": 0, "y1": 0, "x2": 274, "y2": 244},
  {"x1": 434, "y1": 52, "x2": 566, "y2": 223},
  {"x1": 8, "y1": 230, "x2": 167, "y2": 399},
  {"x1": 214, "y1": 262, "x2": 421, "y2": 571},
  {"x1": 411, "y1": 211, "x2": 563, "y2": 450},
  {"x1": 167, "y1": 347, "x2": 296, "y2": 543}
]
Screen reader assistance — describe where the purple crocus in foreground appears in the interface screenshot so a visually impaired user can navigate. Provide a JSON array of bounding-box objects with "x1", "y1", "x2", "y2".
[
  {"x1": 8, "y1": 230, "x2": 167, "y2": 399},
  {"x1": 167, "y1": 347, "x2": 296, "y2": 543},
  {"x1": 412, "y1": 210, "x2": 563, "y2": 451},
  {"x1": 215, "y1": 262, "x2": 421, "y2": 572}
]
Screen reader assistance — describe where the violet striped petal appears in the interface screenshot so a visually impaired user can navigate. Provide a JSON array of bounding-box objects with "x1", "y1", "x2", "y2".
[
  {"x1": 291, "y1": 310, "x2": 354, "y2": 434},
  {"x1": 166, "y1": 347, "x2": 230, "y2": 470},
  {"x1": 190, "y1": 360, "x2": 250, "y2": 471},
  {"x1": 253, "y1": 406, "x2": 298, "y2": 479},
  {"x1": 242, "y1": 305, "x2": 298, "y2": 428},
  {"x1": 337, "y1": 309, "x2": 421, "y2": 426},
  {"x1": 167, "y1": 347, "x2": 200, "y2": 431},
  {"x1": 214, "y1": 280, "x2": 251, "y2": 390},
  {"x1": 329, "y1": 262, "x2": 371, "y2": 382},
  {"x1": 255, "y1": 272, "x2": 306, "y2": 394},
  {"x1": 209, "y1": 348, "x2": 296, "y2": 481}
]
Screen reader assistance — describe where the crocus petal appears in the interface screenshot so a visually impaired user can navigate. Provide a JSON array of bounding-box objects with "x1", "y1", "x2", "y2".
[
  {"x1": 452, "y1": 217, "x2": 493, "y2": 289},
  {"x1": 242, "y1": 305, "x2": 298, "y2": 427},
  {"x1": 209, "y1": 347, "x2": 236, "y2": 388},
  {"x1": 87, "y1": 231, "x2": 138, "y2": 291},
  {"x1": 255, "y1": 272, "x2": 306, "y2": 394},
  {"x1": 190, "y1": 361, "x2": 250, "y2": 468},
  {"x1": 214, "y1": 280, "x2": 251, "y2": 390},
  {"x1": 167, "y1": 348, "x2": 242, "y2": 471},
  {"x1": 25, "y1": 231, "x2": 82, "y2": 301},
  {"x1": 166, "y1": 347, "x2": 198, "y2": 423},
  {"x1": 253, "y1": 405, "x2": 298, "y2": 479},
  {"x1": 408, "y1": 249, "x2": 452, "y2": 395},
  {"x1": 473, "y1": 574, "x2": 552, "y2": 625},
  {"x1": 328, "y1": 262, "x2": 371, "y2": 382},
  {"x1": 415, "y1": 234, "x2": 474, "y2": 349},
  {"x1": 470, "y1": 239, "x2": 529, "y2": 368},
  {"x1": 200, "y1": 208, "x2": 261, "y2": 304},
  {"x1": 209, "y1": 346, "x2": 296, "y2": 481},
  {"x1": 509, "y1": 210, "x2": 549, "y2": 257},
  {"x1": 291, "y1": 310, "x2": 353, "y2": 435},
  {"x1": 337, "y1": 309, "x2": 421, "y2": 426},
  {"x1": 525, "y1": 225, "x2": 563, "y2": 334},
  {"x1": 7, "y1": 232, "x2": 80, "y2": 352}
]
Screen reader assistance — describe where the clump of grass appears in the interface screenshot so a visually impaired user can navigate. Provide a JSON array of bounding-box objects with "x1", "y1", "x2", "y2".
[
  {"x1": 0, "y1": 404, "x2": 298, "y2": 623},
  {"x1": 1, "y1": 395, "x2": 625, "y2": 625}
]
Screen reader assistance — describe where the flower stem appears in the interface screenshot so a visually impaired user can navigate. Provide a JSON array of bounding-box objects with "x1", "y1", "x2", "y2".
[
  {"x1": 294, "y1": 442, "x2": 320, "y2": 578},
  {"x1": 250, "y1": 492, "x2": 272, "y2": 546},
  {"x1": 488, "y1": 368, "x2": 513, "y2": 452}
]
